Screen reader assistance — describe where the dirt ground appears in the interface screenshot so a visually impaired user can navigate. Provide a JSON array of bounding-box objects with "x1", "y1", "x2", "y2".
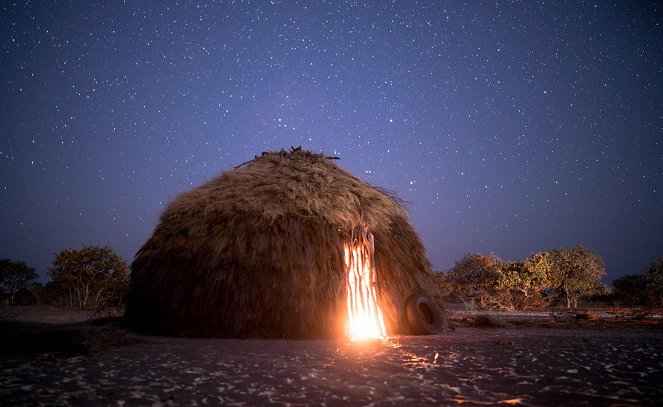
[{"x1": 1, "y1": 306, "x2": 661, "y2": 406}]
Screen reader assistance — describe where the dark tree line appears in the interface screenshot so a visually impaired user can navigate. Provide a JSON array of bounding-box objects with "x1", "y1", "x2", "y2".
[
  {"x1": 0, "y1": 259, "x2": 38, "y2": 305},
  {"x1": 1, "y1": 246, "x2": 129, "y2": 310},
  {"x1": 612, "y1": 257, "x2": 663, "y2": 307}
]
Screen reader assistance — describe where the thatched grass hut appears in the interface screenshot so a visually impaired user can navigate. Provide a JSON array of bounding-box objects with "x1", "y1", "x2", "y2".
[{"x1": 125, "y1": 148, "x2": 443, "y2": 338}]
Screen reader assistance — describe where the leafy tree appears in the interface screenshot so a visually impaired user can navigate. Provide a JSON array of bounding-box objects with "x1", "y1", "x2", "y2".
[
  {"x1": 612, "y1": 274, "x2": 648, "y2": 305},
  {"x1": 447, "y1": 253, "x2": 503, "y2": 309},
  {"x1": 644, "y1": 257, "x2": 663, "y2": 306},
  {"x1": 548, "y1": 245, "x2": 608, "y2": 308},
  {"x1": 497, "y1": 257, "x2": 555, "y2": 310},
  {"x1": 0, "y1": 258, "x2": 38, "y2": 305},
  {"x1": 523, "y1": 252, "x2": 555, "y2": 288},
  {"x1": 48, "y1": 245, "x2": 129, "y2": 309},
  {"x1": 444, "y1": 246, "x2": 612, "y2": 311}
]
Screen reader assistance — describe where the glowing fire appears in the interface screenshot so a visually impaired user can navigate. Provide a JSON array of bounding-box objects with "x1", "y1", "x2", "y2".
[{"x1": 344, "y1": 229, "x2": 386, "y2": 341}]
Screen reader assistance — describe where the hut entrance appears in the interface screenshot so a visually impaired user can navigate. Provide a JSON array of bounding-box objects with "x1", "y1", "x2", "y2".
[{"x1": 343, "y1": 224, "x2": 386, "y2": 340}]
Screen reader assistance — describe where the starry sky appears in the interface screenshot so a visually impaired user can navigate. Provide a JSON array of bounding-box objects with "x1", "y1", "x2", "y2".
[{"x1": 2, "y1": 1, "x2": 661, "y2": 286}]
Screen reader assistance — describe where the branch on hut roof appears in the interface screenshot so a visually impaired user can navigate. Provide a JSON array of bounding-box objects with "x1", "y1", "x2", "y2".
[{"x1": 234, "y1": 148, "x2": 340, "y2": 168}]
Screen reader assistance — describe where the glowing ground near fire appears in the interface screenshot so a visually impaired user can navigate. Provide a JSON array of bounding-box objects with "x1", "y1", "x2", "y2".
[{"x1": 1, "y1": 308, "x2": 662, "y2": 405}]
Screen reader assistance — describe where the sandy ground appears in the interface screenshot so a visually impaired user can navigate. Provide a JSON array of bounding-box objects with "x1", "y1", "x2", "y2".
[
  {"x1": 1, "y1": 305, "x2": 97, "y2": 324},
  {"x1": 1, "y1": 306, "x2": 661, "y2": 406}
]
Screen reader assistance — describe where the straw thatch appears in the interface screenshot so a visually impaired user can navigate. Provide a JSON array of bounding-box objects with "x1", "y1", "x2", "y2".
[{"x1": 125, "y1": 148, "x2": 442, "y2": 338}]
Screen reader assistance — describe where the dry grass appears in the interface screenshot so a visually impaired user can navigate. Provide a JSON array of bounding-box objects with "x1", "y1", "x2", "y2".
[
  {"x1": 448, "y1": 307, "x2": 663, "y2": 330},
  {"x1": 449, "y1": 314, "x2": 506, "y2": 328}
]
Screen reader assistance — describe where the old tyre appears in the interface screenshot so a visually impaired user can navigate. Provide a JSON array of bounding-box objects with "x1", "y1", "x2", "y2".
[{"x1": 405, "y1": 294, "x2": 443, "y2": 335}]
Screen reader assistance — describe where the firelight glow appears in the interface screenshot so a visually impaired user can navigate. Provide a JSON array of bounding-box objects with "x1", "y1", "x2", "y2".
[{"x1": 344, "y1": 233, "x2": 387, "y2": 341}]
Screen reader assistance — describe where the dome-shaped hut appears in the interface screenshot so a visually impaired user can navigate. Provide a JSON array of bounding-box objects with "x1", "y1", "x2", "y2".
[{"x1": 125, "y1": 148, "x2": 444, "y2": 338}]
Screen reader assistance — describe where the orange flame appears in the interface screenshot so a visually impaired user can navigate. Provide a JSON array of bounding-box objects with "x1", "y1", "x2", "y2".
[{"x1": 344, "y1": 230, "x2": 386, "y2": 340}]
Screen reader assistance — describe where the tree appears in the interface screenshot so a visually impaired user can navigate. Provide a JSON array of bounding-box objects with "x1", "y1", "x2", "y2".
[
  {"x1": 612, "y1": 274, "x2": 648, "y2": 305},
  {"x1": 548, "y1": 245, "x2": 608, "y2": 308},
  {"x1": 497, "y1": 256, "x2": 555, "y2": 310},
  {"x1": 48, "y1": 245, "x2": 129, "y2": 309},
  {"x1": 447, "y1": 253, "x2": 503, "y2": 309},
  {"x1": 644, "y1": 257, "x2": 663, "y2": 306},
  {"x1": 0, "y1": 258, "x2": 38, "y2": 305}
]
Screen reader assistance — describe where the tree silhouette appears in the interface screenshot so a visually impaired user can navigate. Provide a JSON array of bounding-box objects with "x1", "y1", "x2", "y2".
[
  {"x1": 48, "y1": 246, "x2": 129, "y2": 309},
  {"x1": 0, "y1": 258, "x2": 38, "y2": 305}
]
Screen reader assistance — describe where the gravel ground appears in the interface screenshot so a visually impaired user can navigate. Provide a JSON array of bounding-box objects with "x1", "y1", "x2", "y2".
[{"x1": 1, "y1": 314, "x2": 662, "y2": 406}]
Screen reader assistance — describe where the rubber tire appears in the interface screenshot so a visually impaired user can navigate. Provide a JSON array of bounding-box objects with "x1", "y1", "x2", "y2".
[{"x1": 405, "y1": 294, "x2": 443, "y2": 335}]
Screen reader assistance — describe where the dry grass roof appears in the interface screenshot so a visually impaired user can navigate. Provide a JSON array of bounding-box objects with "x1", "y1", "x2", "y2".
[{"x1": 125, "y1": 148, "x2": 441, "y2": 338}]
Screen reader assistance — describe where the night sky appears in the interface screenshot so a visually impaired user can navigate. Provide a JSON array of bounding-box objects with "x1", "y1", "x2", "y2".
[{"x1": 2, "y1": 1, "x2": 661, "y2": 286}]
